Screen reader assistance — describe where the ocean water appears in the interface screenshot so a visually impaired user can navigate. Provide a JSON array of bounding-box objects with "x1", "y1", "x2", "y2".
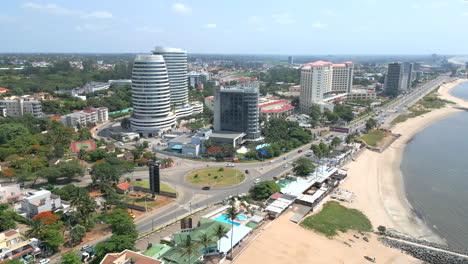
[
  {"x1": 401, "y1": 111, "x2": 468, "y2": 249},
  {"x1": 450, "y1": 81, "x2": 468, "y2": 100}
]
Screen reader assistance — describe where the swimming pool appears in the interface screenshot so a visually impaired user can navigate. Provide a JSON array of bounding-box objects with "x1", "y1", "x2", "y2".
[
  {"x1": 237, "y1": 214, "x2": 248, "y2": 220},
  {"x1": 214, "y1": 214, "x2": 241, "y2": 226}
]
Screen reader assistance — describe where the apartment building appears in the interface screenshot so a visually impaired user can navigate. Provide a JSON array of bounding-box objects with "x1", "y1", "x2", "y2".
[
  {"x1": 0, "y1": 229, "x2": 40, "y2": 263},
  {"x1": 19, "y1": 190, "x2": 62, "y2": 218},
  {"x1": 61, "y1": 107, "x2": 108, "y2": 127},
  {"x1": 299, "y1": 61, "x2": 333, "y2": 113},
  {"x1": 331, "y1": 62, "x2": 354, "y2": 93},
  {"x1": 0, "y1": 98, "x2": 42, "y2": 118}
]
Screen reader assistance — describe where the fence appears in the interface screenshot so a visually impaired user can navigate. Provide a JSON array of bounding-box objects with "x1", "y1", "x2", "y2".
[{"x1": 133, "y1": 186, "x2": 177, "y2": 198}]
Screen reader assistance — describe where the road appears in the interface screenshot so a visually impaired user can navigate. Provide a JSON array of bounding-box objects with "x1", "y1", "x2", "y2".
[{"x1": 85, "y1": 74, "x2": 452, "y2": 242}]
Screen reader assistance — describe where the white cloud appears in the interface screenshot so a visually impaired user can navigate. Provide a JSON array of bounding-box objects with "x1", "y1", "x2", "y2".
[
  {"x1": 462, "y1": 12, "x2": 468, "y2": 16},
  {"x1": 256, "y1": 26, "x2": 268, "y2": 32},
  {"x1": 247, "y1": 16, "x2": 263, "y2": 24},
  {"x1": 75, "y1": 24, "x2": 110, "y2": 32},
  {"x1": 136, "y1": 26, "x2": 164, "y2": 33},
  {"x1": 272, "y1": 13, "x2": 296, "y2": 24},
  {"x1": 21, "y1": 2, "x2": 112, "y2": 19},
  {"x1": 172, "y1": 3, "x2": 191, "y2": 14},
  {"x1": 204, "y1": 23, "x2": 217, "y2": 28},
  {"x1": 311, "y1": 22, "x2": 326, "y2": 29},
  {"x1": 81, "y1": 11, "x2": 112, "y2": 19}
]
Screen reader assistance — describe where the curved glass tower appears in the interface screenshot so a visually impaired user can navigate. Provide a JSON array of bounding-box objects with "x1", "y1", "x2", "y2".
[
  {"x1": 152, "y1": 47, "x2": 188, "y2": 106},
  {"x1": 130, "y1": 54, "x2": 176, "y2": 135}
]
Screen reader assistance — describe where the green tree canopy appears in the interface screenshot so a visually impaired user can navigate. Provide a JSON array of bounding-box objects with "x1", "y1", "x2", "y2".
[
  {"x1": 250, "y1": 181, "x2": 281, "y2": 200},
  {"x1": 91, "y1": 161, "x2": 121, "y2": 184},
  {"x1": 61, "y1": 252, "x2": 81, "y2": 264},
  {"x1": 293, "y1": 158, "x2": 315, "y2": 176}
]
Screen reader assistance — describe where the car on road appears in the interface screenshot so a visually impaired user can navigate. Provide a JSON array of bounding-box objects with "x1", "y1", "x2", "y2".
[
  {"x1": 239, "y1": 193, "x2": 247, "y2": 197},
  {"x1": 226, "y1": 163, "x2": 235, "y2": 167},
  {"x1": 39, "y1": 259, "x2": 50, "y2": 264},
  {"x1": 254, "y1": 178, "x2": 260, "y2": 184},
  {"x1": 202, "y1": 186, "x2": 211, "y2": 190},
  {"x1": 298, "y1": 149, "x2": 303, "y2": 153},
  {"x1": 283, "y1": 164, "x2": 288, "y2": 169},
  {"x1": 81, "y1": 244, "x2": 92, "y2": 251},
  {"x1": 244, "y1": 169, "x2": 249, "y2": 174}
]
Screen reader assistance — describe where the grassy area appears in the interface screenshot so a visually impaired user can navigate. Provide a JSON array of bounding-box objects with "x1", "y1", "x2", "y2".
[
  {"x1": 225, "y1": 72, "x2": 251, "y2": 78},
  {"x1": 300, "y1": 201, "x2": 372, "y2": 237},
  {"x1": 132, "y1": 180, "x2": 176, "y2": 194},
  {"x1": 186, "y1": 167, "x2": 245, "y2": 188},
  {"x1": 391, "y1": 93, "x2": 450, "y2": 125},
  {"x1": 359, "y1": 129, "x2": 387, "y2": 147}
]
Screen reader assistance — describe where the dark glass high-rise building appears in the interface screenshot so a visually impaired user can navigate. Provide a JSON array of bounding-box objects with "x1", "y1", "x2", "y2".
[
  {"x1": 384, "y1": 63, "x2": 403, "y2": 96},
  {"x1": 213, "y1": 82, "x2": 261, "y2": 140}
]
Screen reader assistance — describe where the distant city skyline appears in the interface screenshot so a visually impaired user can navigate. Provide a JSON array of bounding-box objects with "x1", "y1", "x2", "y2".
[{"x1": 1, "y1": 0, "x2": 468, "y2": 54}]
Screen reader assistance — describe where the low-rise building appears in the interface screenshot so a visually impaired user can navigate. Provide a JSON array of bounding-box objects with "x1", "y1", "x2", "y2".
[
  {"x1": 259, "y1": 98, "x2": 295, "y2": 121},
  {"x1": 0, "y1": 184, "x2": 22, "y2": 204},
  {"x1": 61, "y1": 107, "x2": 108, "y2": 127},
  {"x1": 100, "y1": 249, "x2": 161, "y2": 264},
  {"x1": 108, "y1": 79, "x2": 132, "y2": 87},
  {"x1": 345, "y1": 89, "x2": 377, "y2": 101},
  {"x1": 20, "y1": 190, "x2": 62, "y2": 218},
  {"x1": 0, "y1": 87, "x2": 11, "y2": 94},
  {"x1": 0, "y1": 229, "x2": 41, "y2": 263},
  {"x1": 75, "y1": 82, "x2": 110, "y2": 94},
  {"x1": 204, "y1": 96, "x2": 214, "y2": 110},
  {"x1": 0, "y1": 98, "x2": 42, "y2": 118},
  {"x1": 289, "y1": 85, "x2": 301, "y2": 93}
]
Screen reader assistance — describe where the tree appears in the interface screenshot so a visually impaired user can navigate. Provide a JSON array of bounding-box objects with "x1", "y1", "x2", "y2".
[
  {"x1": 178, "y1": 235, "x2": 200, "y2": 263},
  {"x1": 77, "y1": 129, "x2": 93, "y2": 141},
  {"x1": 35, "y1": 167, "x2": 62, "y2": 183},
  {"x1": 377, "y1": 225, "x2": 386, "y2": 234},
  {"x1": 106, "y1": 209, "x2": 138, "y2": 239},
  {"x1": 42, "y1": 228, "x2": 65, "y2": 252},
  {"x1": 26, "y1": 219, "x2": 46, "y2": 239},
  {"x1": 0, "y1": 205, "x2": 17, "y2": 232},
  {"x1": 345, "y1": 133, "x2": 356, "y2": 145},
  {"x1": 293, "y1": 158, "x2": 315, "y2": 176},
  {"x1": 61, "y1": 252, "x2": 81, "y2": 264},
  {"x1": 91, "y1": 161, "x2": 121, "y2": 184},
  {"x1": 226, "y1": 206, "x2": 239, "y2": 258},
  {"x1": 32, "y1": 211, "x2": 60, "y2": 225},
  {"x1": 213, "y1": 224, "x2": 228, "y2": 254},
  {"x1": 120, "y1": 118, "x2": 131, "y2": 129},
  {"x1": 331, "y1": 137, "x2": 342, "y2": 148},
  {"x1": 250, "y1": 181, "x2": 280, "y2": 200},
  {"x1": 196, "y1": 232, "x2": 214, "y2": 255},
  {"x1": 3, "y1": 259, "x2": 23, "y2": 264},
  {"x1": 365, "y1": 118, "x2": 378, "y2": 130},
  {"x1": 70, "y1": 224, "x2": 86, "y2": 244}
]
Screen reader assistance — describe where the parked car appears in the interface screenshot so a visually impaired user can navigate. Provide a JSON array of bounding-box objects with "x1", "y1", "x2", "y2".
[
  {"x1": 202, "y1": 186, "x2": 211, "y2": 190},
  {"x1": 254, "y1": 178, "x2": 260, "y2": 184},
  {"x1": 81, "y1": 244, "x2": 92, "y2": 251},
  {"x1": 245, "y1": 169, "x2": 249, "y2": 174},
  {"x1": 226, "y1": 163, "x2": 235, "y2": 167},
  {"x1": 39, "y1": 259, "x2": 50, "y2": 264},
  {"x1": 283, "y1": 164, "x2": 288, "y2": 169},
  {"x1": 298, "y1": 149, "x2": 303, "y2": 153}
]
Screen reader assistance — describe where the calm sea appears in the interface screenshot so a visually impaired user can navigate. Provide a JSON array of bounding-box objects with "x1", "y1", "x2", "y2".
[{"x1": 401, "y1": 84, "x2": 468, "y2": 249}]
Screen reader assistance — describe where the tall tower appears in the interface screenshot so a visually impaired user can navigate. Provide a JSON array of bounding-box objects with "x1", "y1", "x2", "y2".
[
  {"x1": 130, "y1": 54, "x2": 176, "y2": 136},
  {"x1": 214, "y1": 82, "x2": 261, "y2": 140},
  {"x1": 384, "y1": 63, "x2": 403, "y2": 96},
  {"x1": 299, "y1": 61, "x2": 333, "y2": 113},
  {"x1": 331, "y1": 62, "x2": 354, "y2": 93},
  {"x1": 152, "y1": 47, "x2": 188, "y2": 106}
]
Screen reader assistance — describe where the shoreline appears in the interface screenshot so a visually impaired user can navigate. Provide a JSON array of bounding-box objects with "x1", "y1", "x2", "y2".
[{"x1": 342, "y1": 78, "x2": 468, "y2": 245}]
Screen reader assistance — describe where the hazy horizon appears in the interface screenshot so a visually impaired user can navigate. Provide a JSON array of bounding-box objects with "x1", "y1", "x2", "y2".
[{"x1": 1, "y1": 0, "x2": 468, "y2": 54}]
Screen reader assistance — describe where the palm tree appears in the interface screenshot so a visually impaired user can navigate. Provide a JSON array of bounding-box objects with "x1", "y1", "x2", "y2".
[
  {"x1": 213, "y1": 224, "x2": 228, "y2": 259},
  {"x1": 26, "y1": 219, "x2": 46, "y2": 239},
  {"x1": 70, "y1": 188, "x2": 96, "y2": 228},
  {"x1": 226, "y1": 206, "x2": 239, "y2": 258},
  {"x1": 196, "y1": 232, "x2": 214, "y2": 259},
  {"x1": 178, "y1": 235, "x2": 200, "y2": 264}
]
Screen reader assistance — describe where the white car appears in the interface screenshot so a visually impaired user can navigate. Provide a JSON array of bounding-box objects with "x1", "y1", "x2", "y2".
[
  {"x1": 39, "y1": 259, "x2": 50, "y2": 264},
  {"x1": 239, "y1": 193, "x2": 247, "y2": 197},
  {"x1": 283, "y1": 164, "x2": 288, "y2": 168},
  {"x1": 226, "y1": 163, "x2": 234, "y2": 167},
  {"x1": 254, "y1": 178, "x2": 260, "y2": 184}
]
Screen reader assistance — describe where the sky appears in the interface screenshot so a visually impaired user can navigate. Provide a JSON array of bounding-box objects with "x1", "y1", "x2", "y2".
[{"x1": 1, "y1": 0, "x2": 468, "y2": 55}]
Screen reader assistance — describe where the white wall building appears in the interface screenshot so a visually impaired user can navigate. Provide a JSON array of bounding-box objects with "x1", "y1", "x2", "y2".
[
  {"x1": 20, "y1": 190, "x2": 62, "y2": 218},
  {"x1": 299, "y1": 61, "x2": 333, "y2": 113},
  {"x1": 130, "y1": 54, "x2": 176, "y2": 136},
  {"x1": 0, "y1": 98, "x2": 42, "y2": 118},
  {"x1": 0, "y1": 184, "x2": 22, "y2": 204},
  {"x1": 61, "y1": 107, "x2": 108, "y2": 127},
  {"x1": 331, "y1": 62, "x2": 354, "y2": 93},
  {"x1": 152, "y1": 47, "x2": 189, "y2": 106}
]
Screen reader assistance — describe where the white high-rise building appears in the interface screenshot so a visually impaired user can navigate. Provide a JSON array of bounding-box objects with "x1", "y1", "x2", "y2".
[
  {"x1": 130, "y1": 54, "x2": 176, "y2": 136},
  {"x1": 152, "y1": 47, "x2": 188, "y2": 106},
  {"x1": 299, "y1": 61, "x2": 333, "y2": 113},
  {"x1": 331, "y1": 62, "x2": 354, "y2": 93}
]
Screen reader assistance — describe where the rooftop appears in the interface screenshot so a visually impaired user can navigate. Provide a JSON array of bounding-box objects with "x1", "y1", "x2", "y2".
[
  {"x1": 261, "y1": 105, "x2": 295, "y2": 113},
  {"x1": 258, "y1": 99, "x2": 291, "y2": 108},
  {"x1": 210, "y1": 131, "x2": 246, "y2": 140},
  {"x1": 100, "y1": 250, "x2": 162, "y2": 264}
]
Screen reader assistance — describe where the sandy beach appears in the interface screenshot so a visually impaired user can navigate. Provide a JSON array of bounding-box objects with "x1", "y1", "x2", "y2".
[{"x1": 233, "y1": 78, "x2": 468, "y2": 264}]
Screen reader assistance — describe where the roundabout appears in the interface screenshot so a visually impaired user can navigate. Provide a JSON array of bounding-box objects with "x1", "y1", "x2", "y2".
[{"x1": 185, "y1": 167, "x2": 245, "y2": 188}]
